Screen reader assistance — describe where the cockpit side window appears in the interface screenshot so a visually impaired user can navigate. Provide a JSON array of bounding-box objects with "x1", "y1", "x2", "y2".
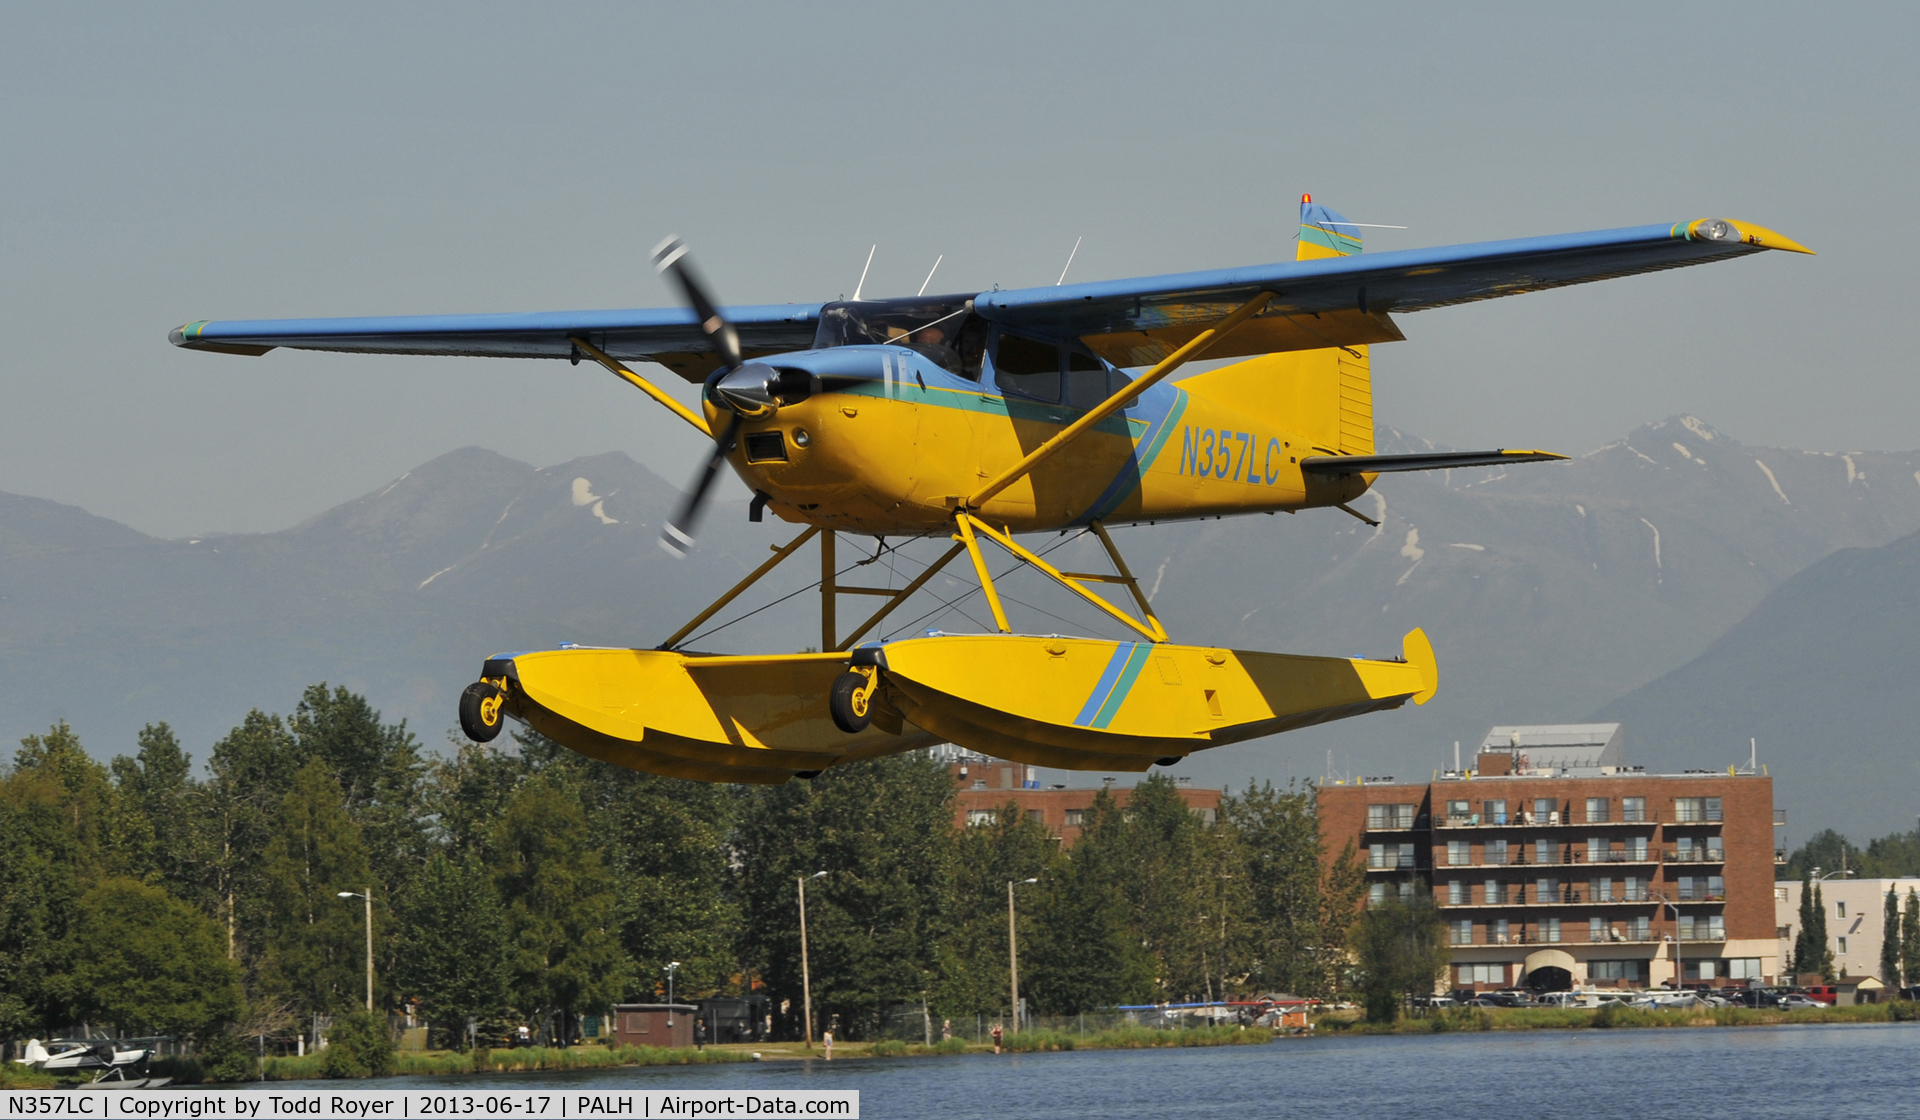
[
  {"x1": 993, "y1": 332, "x2": 1060, "y2": 403},
  {"x1": 812, "y1": 298, "x2": 977, "y2": 378}
]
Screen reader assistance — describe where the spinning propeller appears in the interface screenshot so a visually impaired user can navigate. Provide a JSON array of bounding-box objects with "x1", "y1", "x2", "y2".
[{"x1": 652, "y1": 237, "x2": 789, "y2": 556}]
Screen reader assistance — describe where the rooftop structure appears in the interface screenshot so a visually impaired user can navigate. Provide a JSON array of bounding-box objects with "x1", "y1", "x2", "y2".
[{"x1": 1477, "y1": 723, "x2": 1624, "y2": 774}]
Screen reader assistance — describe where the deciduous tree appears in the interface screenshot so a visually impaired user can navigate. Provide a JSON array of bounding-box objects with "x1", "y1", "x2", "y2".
[{"x1": 64, "y1": 877, "x2": 242, "y2": 1040}]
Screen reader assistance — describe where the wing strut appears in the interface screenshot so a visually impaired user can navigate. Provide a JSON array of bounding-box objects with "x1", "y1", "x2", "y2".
[
  {"x1": 570, "y1": 336, "x2": 712, "y2": 438},
  {"x1": 967, "y1": 290, "x2": 1276, "y2": 509}
]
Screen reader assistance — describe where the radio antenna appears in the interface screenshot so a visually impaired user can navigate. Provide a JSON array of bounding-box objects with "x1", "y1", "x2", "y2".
[
  {"x1": 917, "y1": 255, "x2": 944, "y2": 297},
  {"x1": 851, "y1": 245, "x2": 876, "y2": 302},
  {"x1": 1055, "y1": 237, "x2": 1082, "y2": 285}
]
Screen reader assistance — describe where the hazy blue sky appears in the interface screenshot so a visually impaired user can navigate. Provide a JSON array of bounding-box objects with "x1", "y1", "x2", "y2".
[{"x1": 2, "y1": 1, "x2": 1914, "y2": 537}]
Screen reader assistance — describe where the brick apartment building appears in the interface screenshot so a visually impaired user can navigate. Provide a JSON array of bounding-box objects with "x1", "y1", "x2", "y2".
[
  {"x1": 946, "y1": 749, "x2": 1220, "y2": 846},
  {"x1": 1318, "y1": 725, "x2": 1784, "y2": 992}
]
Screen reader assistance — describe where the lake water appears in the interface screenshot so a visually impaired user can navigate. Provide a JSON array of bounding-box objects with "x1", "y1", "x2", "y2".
[{"x1": 301, "y1": 1023, "x2": 1920, "y2": 1118}]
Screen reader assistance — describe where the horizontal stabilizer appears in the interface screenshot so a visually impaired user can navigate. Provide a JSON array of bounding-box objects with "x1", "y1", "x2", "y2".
[{"x1": 1301, "y1": 448, "x2": 1567, "y2": 476}]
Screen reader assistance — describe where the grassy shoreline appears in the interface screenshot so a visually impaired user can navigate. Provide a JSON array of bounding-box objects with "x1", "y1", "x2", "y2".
[
  {"x1": 22, "y1": 1007, "x2": 1916, "y2": 1087},
  {"x1": 1324, "y1": 1000, "x2": 1920, "y2": 1034}
]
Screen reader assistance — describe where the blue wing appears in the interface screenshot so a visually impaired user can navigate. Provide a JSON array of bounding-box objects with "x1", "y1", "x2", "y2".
[
  {"x1": 979, "y1": 216, "x2": 1811, "y2": 366},
  {"x1": 171, "y1": 303, "x2": 823, "y2": 382},
  {"x1": 170, "y1": 216, "x2": 1807, "y2": 375}
]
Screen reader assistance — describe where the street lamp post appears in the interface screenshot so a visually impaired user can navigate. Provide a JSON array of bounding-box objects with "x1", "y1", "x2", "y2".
[
  {"x1": 1654, "y1": 894, "x2": 1683, "y2": 992},
  {"x1": 798, "y1": 872, "x2": 828, "y2": 1050},
  {"x1": 335, "y1": 888, "x2": 373, "y2": 1013},
  {"x1": 1008, "y1": 878, "x2": 1037, "y2": 1034},
  {"x1": 666, "y1": 962, "x2": 681, "y2": 1027}
]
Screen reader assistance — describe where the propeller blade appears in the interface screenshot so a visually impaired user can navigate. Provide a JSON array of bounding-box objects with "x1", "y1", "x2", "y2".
[
  {"x1": 660, "y1": 413, "x2": 743, "y2": 556},
  {"x1": 652, "y1": 236, "x2": 743, "y2": 372}
]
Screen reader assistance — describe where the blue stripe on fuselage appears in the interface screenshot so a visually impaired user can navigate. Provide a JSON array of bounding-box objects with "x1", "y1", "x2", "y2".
[{"x1": 1077, "y1": 384, "x2": 1187, "y2": 525}]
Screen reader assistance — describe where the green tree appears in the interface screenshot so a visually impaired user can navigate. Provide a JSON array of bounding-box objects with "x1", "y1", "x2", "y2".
[
  {"x1": 1784, "y1": 830, "x2": 1862, "y2": 881},
  {"x1": 321, "y1": 1011, "x2": 395, "y2": 1079},
  {"x1": 1791, "y1": 874, "x2": 1817, "y2": 978},
  {"x1": 731, "y1": 753, "x2": 955, "y2": 1040},
  {"x1": 942, "y1": 803, "x2": 1056, "y2": 1017},
  {"x1": 490, "y1": 775, "x2": 628, "y2": 1043},
  {"x1": 109, "y1": 723, "x2": 198, "y2": 890},
  {"x1": 257, "y1": 758, "x2": 376, "y2": 1017},
  {"x1": 0, "y1": 746, "x2": 88, "y2": 1036},
  {"x1": 63, "y1": 878, "x2": 243, "y2": 1040},
  {"x1": 1024, "y1": 797, "x2": 1153, "y2": 1015},
  {"x1": 1351, "y1": 893, "x2": 1448, "y2": 1023},
  {"x1": 423, "y1": 741, "x2": 527, "y2": 862},
  {"x1": 1903, "y1": 888, "x2": 1920, "y2": 989},
  {"x1": 1884, "y1": 887, "x2": 1902, "y2": 987},
  {"x1": 289, "y1": 684, "x2": 427, "y2": 889},
  {"x1": 200, "y1": 710, "x2": 298, "y2": 963},
  {"x1": 1093, "y1": 775, "x2": 1217, "y2": 1001},
  {"x1": 394, "y1": 853, "x2": 510, "y2": 1047},
  {"x1": 1220, "y1": 780, "x2": 1362, "y2": 998}
]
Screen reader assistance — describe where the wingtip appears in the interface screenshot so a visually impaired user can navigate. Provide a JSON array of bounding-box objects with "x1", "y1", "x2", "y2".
[{"x1": 1403, "y1": 627, "x2": 1438, "y2": 705}]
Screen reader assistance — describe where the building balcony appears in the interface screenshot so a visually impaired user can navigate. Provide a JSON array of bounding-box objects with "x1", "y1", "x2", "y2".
[
  {"x1": 1664, "y1": 849, "x2": 1725, "y2": 864},
  {"x1": 1442, "y1": 893, "x2": 1659, "y2": 907},
  {"x1": 1449, "y1": 931, "x2": 1660, "y2": 947},
  {"x1": 1669, "y1": 813, "x2": 1724, "y2": 825},
  {"x1": 1439, "y1": 849, "x2": 1657, "y2": 869},
  {"x1": 1438, "y1": 814, "x2": 1652, "y2": 829},
  {"x1": 1365, "y1": 857, "x2": 1422, "y2": 871}
]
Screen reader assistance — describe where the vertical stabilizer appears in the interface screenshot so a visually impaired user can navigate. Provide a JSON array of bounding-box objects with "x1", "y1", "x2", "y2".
[
  {"x1": 1183, "y1": 194, "x2": 1374, "y2": 454},
  {"x1": 1297, "y1": 193, "x2": 1364, "y2": 261}
]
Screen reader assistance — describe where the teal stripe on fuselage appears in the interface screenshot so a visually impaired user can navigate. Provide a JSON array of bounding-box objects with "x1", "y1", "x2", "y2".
[
  {"x1": 834, "y1": 379, "x2": 1146, "y2": 438},
  {"x1": 1089, "y1": 644, "x2": 1153, "y2": 729},
  {"x1": 1080, "y1": 387, "x2": 1189, "y2": 524}
]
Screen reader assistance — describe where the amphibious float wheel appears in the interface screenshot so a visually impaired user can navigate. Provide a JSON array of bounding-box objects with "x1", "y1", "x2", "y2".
[
  {"x1": 829, "y1": 670, "x2": 873, "y2": 734},
  {"x1": 459, "y1": 680, "x2": 505, "y2": 742}
]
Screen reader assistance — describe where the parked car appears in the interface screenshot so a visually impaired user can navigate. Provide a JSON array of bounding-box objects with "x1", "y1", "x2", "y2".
[
  {"x1": 1778, "y1": 993, "x2": 1824, "y2": 1011},
  {"x1": 1804, "y1": 985, "x2": 1839, "y2": 1005},
  {"x1": 1533, "y1": 991, "x2": 1582, "y2": 1008},
  {"x1": 1729, "y1": 989, "x2": 1783, "y2": 1009},
  {"x1": 1899, "y1": 986, "x2": 1920, "y2": 1002}
]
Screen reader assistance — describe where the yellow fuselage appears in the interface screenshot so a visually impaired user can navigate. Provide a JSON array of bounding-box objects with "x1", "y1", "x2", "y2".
[{"x1": 719, "y1": 349, "x2": 1376, "y2": 535}]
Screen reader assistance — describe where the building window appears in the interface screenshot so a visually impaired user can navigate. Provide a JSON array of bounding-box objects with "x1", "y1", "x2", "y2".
[
  {"x1": 1624, "y1": 876, "x2": 1646, "y2": 902},
  {"x1": 1683, "y1": 960, "x2": 1720, "y2": 982},
  {"x1": 1368, "y1": 803, "x2": 1417, "y2": 829},
  {"x1": 1777, "y1": 925, "x2": 1793, "y2": 938},
  {"x1": 1027, "y1": 809, "x2": 1045, "y2": 824},
  {"x1": 1535, "y1": 839, "x2": 1555, "y2": 865},
  {"x1": 1483, "y1": 799, "x2": 1508, "y2": 825},
  {"x1": 1398, "y1": 881, "x2": 1415, "y2": 902},
  {"x1": 1493, "y1": 918, "x2": 1511, "y2": 943},
  {"x1": 1627, "y1": 836, "x2": 1648, "y2": 861},
  {"x1": 1451, "y1": 920, "x2": 1474, "y2": 946},
  {"x1": 1838, "y1": 936, "x2": 1849, "y2": 955},
  {"x1": 1590, "y1": 917, "x2": 1606, "y2": 942},
  {"x1": 1679, "y1": 876, "x2": 1696, "y2": 902},
  {"x1": 1537, "y1": 877, "x2": 1560, "y2": 902},
  {"x1": 1368, "y1": 883, "x2": 1387, "y2": 907},
  {"x1": 1448, "y1": 880, "x2": 1465, "y2": 905},
  {"x1": 1707, "y1": 835, "x2": 1724, "y2": 859},
  {"x1": 1448, "y1": 840, "x2": 1471, "y2": 866},
  {"x1": 1542, "y1": 918, "x2": 1561, "y2": 944},
  {"x1": 1063, "y1": 809, "x2": 1083, "y2": 827},
  {"x1": 1587, "y1": 836, "x2": 1609, "y2": 862},
  {"x1": 1728, "y1": 958, "x2": 1763, "y2": 980},
  {"x1": 966, "y1": 809, "x2": 996, "y2": 826},
  {"x1": 1447, "y1": 799, "x2": 1471, "y2": 820},
  {"x1": 1629, "y1": 917, "x2": 1649, "y2": 940},
  {"x1": 1707, "y1": 875, "x2": 1724, "y2": 901},
  {"x1": 1675, "y1": 797, "x2": 1723, "y2": 823},
  {"x1": 1458, "y1": 962, "x2": 1504, "y2": 984},
  {"x1": 1836, "y1": 901, "x2": 1847, "y2": 919},
  {"x1": 1585, "y1": 797, "x2": 1610, "y2": 823},
  {"x1": 1590, "y1": 960, "x2": 1644, "y2": 982},
  {"x1": 1593, "y1": 878, "x2": 1613, "y2": 903},
  {"x1": 1622, "y1": 796, "x2": 1646, "y2": 823},
  {"x1": 1486, "y1": 839, "x2": 1508, "y2": 866},
  {"x1": 1534, "y1": 798, "x2": 1557, "y2": 822}
]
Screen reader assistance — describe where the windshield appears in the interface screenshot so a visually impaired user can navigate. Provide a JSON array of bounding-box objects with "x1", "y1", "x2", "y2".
[{"x1": 813, "y1": 296, "x2": 984, "y2": 379}]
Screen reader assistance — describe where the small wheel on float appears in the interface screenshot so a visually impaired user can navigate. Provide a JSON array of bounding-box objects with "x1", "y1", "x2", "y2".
[
  {"x1": 459, "y1": 680, "x2": 506, "y2": 742},
  {"x1": 829, "y1": 670, "x2": 873, "y2": 734}
]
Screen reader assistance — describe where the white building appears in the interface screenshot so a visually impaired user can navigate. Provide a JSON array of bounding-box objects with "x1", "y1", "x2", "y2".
[{"x1": 1776, "y1": 877, "x2": 1920, "y2": 994}]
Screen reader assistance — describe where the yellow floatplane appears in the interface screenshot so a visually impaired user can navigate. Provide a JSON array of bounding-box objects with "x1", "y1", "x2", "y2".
[{"x1": 172, "y1": 199, "x2": 1808, "y2": 782}]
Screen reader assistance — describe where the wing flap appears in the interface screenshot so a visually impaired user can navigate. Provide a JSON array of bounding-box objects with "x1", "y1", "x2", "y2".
[{"x1": 1301, "y1": 449, "x2": 1568, "y2": 476}]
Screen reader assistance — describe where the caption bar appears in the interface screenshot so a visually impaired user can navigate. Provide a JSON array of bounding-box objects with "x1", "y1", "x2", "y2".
[{"x1": 2, "y1": 1092, "x2": 856, "y2": 1120}]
